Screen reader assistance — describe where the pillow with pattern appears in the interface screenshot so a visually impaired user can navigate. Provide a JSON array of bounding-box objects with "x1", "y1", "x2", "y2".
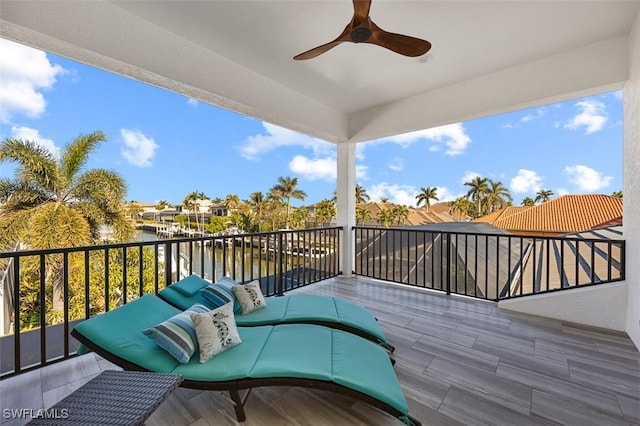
[
  {"x1": 190, "y1": 302, "x2": 242, "y2": 363},
  {"x1": 232, "y1": 280, "x2": 267, "y2": 314},
  {"x1": 143, "y1": 303, "x2": 210, "y2": 364},
  {"x1": 200, "y1": 276, "x2": 240, "y2": 312}
]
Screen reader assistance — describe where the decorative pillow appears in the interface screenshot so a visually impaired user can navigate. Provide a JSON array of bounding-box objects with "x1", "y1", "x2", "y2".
[
  {"x1": 233, "y1": 280, "x2": 267, "y2": 314},
  {"x1": 143, "y1": 303, "x2": 210, "y2": 364},
  {"x1": 200, "y1": 276, "x2": 240, "y2": 312},
  {"x1": 172, "y1": 274, "x2": 208, "y2": 296},
  {"x1": 190, "y1": 302, "x2": 242, "y2": 363}
]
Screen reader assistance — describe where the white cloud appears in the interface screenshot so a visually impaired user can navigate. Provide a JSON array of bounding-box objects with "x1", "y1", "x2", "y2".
[
  {"x1": 564, "y1": 165, "x2": 612, "y2": 192},
  {"x1": 238, "y1": 122, "x2": 333, "y2": 160},
  {"x1": 289, "y1": 155, "x2": 335, "y2": 181},
  {"x1": 367, "y1": 182, "x2": 417, "y2": 205},
  {"x1": 356, "y1": 164, "x2": 368, "y2": 181},
  {"x1": 362, "y1": 123, "x2": 471, "y2": 156},
  {"x1": 10, "y1": 126, "x2": 60, "y2": 159},
  {"x1": 556, "y1": 187, "x2": 569, "y2": 196},
  {"x1": 387, "y1": 158, "x2": 404, "y2": 172},
  {"x1": 0, "y1": 39, "x2": 65, "y2": 123},
  {"x1": 436, "y1": 187, "x2": 463, "y2": 202},
  {"x1": 187, "y1": 98, "x2": 198, "y2": 106},
  {"x1": 120, "y1": 129, "x2": 158, "y2": 167},
  {"x1": 510, "y1": 169, "x2": 543, "y2": 193},
  {"x1": 460, "y1": 171, "x2": 481, "y2": 185},
  {"x1": 564, "y1": 100, "x2": 607, "y2": 134},
  {"x1": 521, "y1": 108, "x2": 545, "y2": 123}
]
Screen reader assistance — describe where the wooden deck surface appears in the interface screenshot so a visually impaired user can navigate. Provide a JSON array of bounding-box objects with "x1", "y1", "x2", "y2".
[{"x1": 1, "y1": 276, "x2": 638, "y2": 425}]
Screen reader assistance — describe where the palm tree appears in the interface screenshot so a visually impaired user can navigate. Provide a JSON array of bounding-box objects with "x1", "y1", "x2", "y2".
[
  {"x1": 612, "y1": 190, "x2": 623, "y2": 198},
  {"x1": 269, "y1": 176, "x2": 307, "y2": 229},
  {"x1": 464, "y1": 176, "x2": 489, "y2": 217},
  {"x1": 391, "y1": 205, "x2": 410, "y2": 225},
  {"x1": 314, "y1": 199, "x2": 336, "y2": 226},
  {"x1": 246, "y1": 191, "x2": 267, "y2": 231},
  {"x1": 376, "y1": 209, "x2": 394, "y2": 227},
  {"x1": 289, "y1": 207, "x2": 310, "y2": 229},
  {"x1": 449, "y1": 197, "x2": 473, "y2": 221},
  {"x1": 0, "y1": 131, "x2": 133, "y2": 308},
  {"x1": 521, "y1": 197, "x2": 535, "y2": 206},
  {"x1": 356, "y1": 205, "x2": 372, "y2": 225},
  {"x1": 485, "y1": 180, "x2": 512, "y2": 213},
  {"x1": 155, "y1": 200, "x2": 170, "y2": 210},
  {"x1": 182, "y1": 192, "x2": 198, "y2": 229},
  {"x1": 535, "y1": 189, "x2": 554, "y2": 204},
  {"x1": 415, "y1": 187, "x2": 439, "y2": 210},
  {"x1": 379, "y1": 197, "x2": 390, "y2": 203},
  {"x1": 355, "y1": 184, "x2": 370, "y2": 204},
  {"x1": 224, "y1": 193, "x2": 240, "y2": 211}
]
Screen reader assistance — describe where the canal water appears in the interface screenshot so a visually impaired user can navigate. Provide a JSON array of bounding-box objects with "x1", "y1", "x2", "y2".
[{"x1": 136, "y1": 230, "x2": 278, "y2": 283}]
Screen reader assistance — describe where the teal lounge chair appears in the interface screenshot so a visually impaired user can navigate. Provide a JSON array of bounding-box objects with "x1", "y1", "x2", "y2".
[
  {"x1": 158, "y1": 275, "x2": 395, "y2": 353},
  {"x1": 71, "y1": 295, "x2": 420, "y2": 426}
]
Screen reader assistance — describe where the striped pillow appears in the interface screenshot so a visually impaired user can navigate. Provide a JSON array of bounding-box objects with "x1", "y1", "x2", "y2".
[
  {"x1": 143, "y1": 303, "x2": 210, "y2": 364},
  {"x1": 200, "y1": 277, "x2": 240, "y2": 312}
]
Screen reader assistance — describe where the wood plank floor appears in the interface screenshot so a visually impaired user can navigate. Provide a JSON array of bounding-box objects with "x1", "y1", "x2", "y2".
[{"x1": 2, "y1": 276, "x2": 638, "y2": 425}]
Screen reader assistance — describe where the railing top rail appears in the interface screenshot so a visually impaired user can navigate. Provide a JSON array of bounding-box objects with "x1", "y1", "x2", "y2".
[
  {"x1": 351, "y1": 225, "x2": 624, "y2": 244},
  {"x1": 0, "y1": 226, "x2": 344, "y2": 258}
]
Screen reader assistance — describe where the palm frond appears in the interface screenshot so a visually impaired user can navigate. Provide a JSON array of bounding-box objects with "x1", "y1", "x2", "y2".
[
  {"x1": 0, "y1": 138, "x2": 58, "y2": 191},
  {"x1": 69, "y1": 169, "x2": 127, "y2": 211},
  {"x1": 26, "y1": 204, "x2": 91, "y2": 249},
  {"x1": 0, "y1": 179, "x2": 52, "y2": 212},
  {"x1": 60, "y1": 131, "x2": 106, "y2": 184},
  {"x1": 0, "y1": 209, "x2": 33, "y2": 250}
]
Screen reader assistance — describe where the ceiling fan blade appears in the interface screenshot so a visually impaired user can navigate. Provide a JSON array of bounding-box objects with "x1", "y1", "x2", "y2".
[
  {"x1": 294, "y1": 24, "x2": 351, "y2": 60},
  {"x1": 293, "y1": 40, "x2": 344, "y2": 60},
  {"x1": 352, "y1": 0, "x2": 372, "y2": 26},
  {"x1": 367, "y1": 22, "x2": 432, "y2": 57}
]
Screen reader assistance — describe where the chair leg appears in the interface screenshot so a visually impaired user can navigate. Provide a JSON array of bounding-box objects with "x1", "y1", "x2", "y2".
[{"x1": 229, "y1": 390, "x2": 247, "y2": 422}]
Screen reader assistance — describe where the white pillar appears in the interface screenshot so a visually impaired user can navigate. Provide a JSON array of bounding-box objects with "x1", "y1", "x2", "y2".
[
  {"x1": 337, "y1": 141, "x2": 356, "y2": 277},
  {"x1": 624, "y1": 12, "x2": 640, "y2": 349}
]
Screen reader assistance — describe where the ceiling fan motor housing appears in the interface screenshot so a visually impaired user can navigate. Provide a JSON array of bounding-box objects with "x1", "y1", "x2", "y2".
[{"x1": 350, "y1": 27, "x2": 371, "y2": 43}]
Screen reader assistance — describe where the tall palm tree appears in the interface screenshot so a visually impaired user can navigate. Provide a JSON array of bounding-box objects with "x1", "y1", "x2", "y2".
[
  {"x1": 521, "y1": 197, "x2": 535, "y2": 206},
  {"x1": 464, "y1": 176, "x2": 489, "y2": 217},
  {"x1": 535, "y1": 189, "x2": 554, "y2": 204},
  {"x1": 449, "y1": 197, "x2": 473, "y2": 221},
  {"x1": 356, "y1": 205, "x2": 373, "y2": 225},
  {"x1": 379, "y1": 197, "x2": 390, "y2": 203},
  {"x1": 485, "y1": 180, "x2": 512, "y2": 213},
  {"x1": 415, "y1": 187, "x2": 439, "y2": 210},
  {"x1": 0, "y1": 131, "x2": 133, "y2": 308},
  {"x1": 182, "y1": 192, "x2": 198, "y2": 229},
  {"x1": 376, "y1": 209, "x2": 394, "y2": 227},
  {"x1": 269, "y1": 176, "x2": 307, "y2": 229},
  {"x1": 355, "y1": 184, "x2": 370, "y2": 204},
  {"x1": 612, "y1": 190, "x2": 623, "y2": 198},
  {"x1": 247, "y1": 191, "x2": 267, "y2": 231}
]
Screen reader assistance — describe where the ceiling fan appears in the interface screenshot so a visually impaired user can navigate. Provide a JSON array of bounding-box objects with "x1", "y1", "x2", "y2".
[{"x1": 293, "y1": 0, "x2": 431, "y2": 60}]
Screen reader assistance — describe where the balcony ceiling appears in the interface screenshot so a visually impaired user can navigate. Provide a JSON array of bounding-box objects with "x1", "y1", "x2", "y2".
[{"x1": 1, "y1": 1, "x2": 639, "y2": 143}]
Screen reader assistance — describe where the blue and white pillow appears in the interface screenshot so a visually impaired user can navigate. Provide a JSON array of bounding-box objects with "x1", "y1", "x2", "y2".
[
  {"x1": 233, "y1": 280, "x2": 267, "y2": 314},
  {"x1": 143, "y1": 303, "x2": 210, "y2": 364},
  {"x1": 200, "y1": 276, "x2": 240, "y2": 312}
]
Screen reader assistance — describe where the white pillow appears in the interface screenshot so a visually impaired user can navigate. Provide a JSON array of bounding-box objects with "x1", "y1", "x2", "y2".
[
  {"x1": 233, "y1": 280, "x2": 267, "y2": 314},
  {"x1": 190, "y1": 302, "x2": 242, "y2": 363}
]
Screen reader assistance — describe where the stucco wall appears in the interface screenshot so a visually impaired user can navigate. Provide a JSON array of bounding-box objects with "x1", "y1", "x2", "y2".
[
  {"x1": 624, "y1": 13, "x2": 640, "y2": 349},
  {"x1": 499, "y1": 282, "x2": 628, "y2": 331}
]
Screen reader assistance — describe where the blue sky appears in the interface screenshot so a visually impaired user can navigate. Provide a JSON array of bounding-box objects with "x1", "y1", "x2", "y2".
[{"x1": 1, "y1": 38, "x2": 623, "y2": 208}]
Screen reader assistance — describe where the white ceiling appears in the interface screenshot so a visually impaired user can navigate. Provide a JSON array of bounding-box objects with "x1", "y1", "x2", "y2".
[{"x1": 2, "y1": 1, "x2": 639, "y2": 143}]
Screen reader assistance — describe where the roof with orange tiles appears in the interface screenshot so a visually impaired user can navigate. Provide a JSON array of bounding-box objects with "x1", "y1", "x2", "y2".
[
  {"x1": 473, "y1": 206, "x2": 534, "y2": 224},
  {"x1": 489, "y1": 195, "x2": 622, "y2": 233}
]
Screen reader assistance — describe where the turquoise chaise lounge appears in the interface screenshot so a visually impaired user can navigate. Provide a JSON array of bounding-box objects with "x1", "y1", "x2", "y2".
[
  {"x1": 158, "y1": 274, "x2": 395, "y2": 353},
  {"x1": 71, "y1": 294, "x2": 420, "y2": 426}
]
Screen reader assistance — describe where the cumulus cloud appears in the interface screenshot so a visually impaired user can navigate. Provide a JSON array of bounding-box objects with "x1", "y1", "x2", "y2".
[
  {"x1": 238, "y1": 122, "x2": 333, "y2": 160},
  {"x1": 556, "y1": 187, "x2": 569, "y2": 196},
  {"x1": 564, "y1": 100, "x2": 607, "y2": 134},
  {"x1": 0, "y1": 39, "x2": 65, "y2": 123},
  {"x1": 504, "y1": 108, "x2": 546, "y2": 128},
  {"x1": 10, "y1": 126, "x2": 60, "y2": 159},
  {"x1": 362, "y1": 123, "x2": 471, "y2": 156},
  {"x1": 510, "y1": 169, "x2": 543, "y2": 193},
  {"x1": 289, "y1": 155, "x2": 335, "y2": 181},
  {"x1": 387, "y1": 157, "x2": 404, "y2": 172},
  {"x1": 460, "y1": 171, "x2": 481, "y2": 185},
  {"x1": 187, "y1": 98, "x2": 198, "y2": 106},
  {"x1": 120, "y1": 129, "x2": 158, "y2": 167},
  {"x1": 564, "y1": 165, "x2": 612, "y2": 192},
  {"x1": 367, "y1": 182, "x2": 417, "y2": 205},
  {"x1": 436, "y1": 187, "x2": 463, "y2": 202}
]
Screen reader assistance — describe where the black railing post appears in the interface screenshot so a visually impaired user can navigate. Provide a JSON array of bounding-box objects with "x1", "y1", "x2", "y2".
[
  {"x1": 276, "y1": 231, "x2": 285, "y2": 296},
  {"x1": 446, "y1": 233, "x2": 451, "y2": 296},
  {"x1": 164, "y1": 242, "x2": 172, "y2": 286}
]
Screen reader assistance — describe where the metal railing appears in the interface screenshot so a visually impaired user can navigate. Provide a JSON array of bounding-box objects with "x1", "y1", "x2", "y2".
[
  {"x1": 353, "y1": 226, "x2": 625, "y2": 301},
  {"x1": 0, "y1": 227, "x2": 341, "y2": 377}
]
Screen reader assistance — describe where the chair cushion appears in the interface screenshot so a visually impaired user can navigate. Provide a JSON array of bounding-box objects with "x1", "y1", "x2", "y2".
[
  {"x1": 172, "y1": 274, "x2": 209, "y2": 296},
  {"x1": 143, "y1": 303, "x2": 210, "y2": 364},
  {"x1": 191, "y1": 303, "x2": 242, "y2": 363},
  {"x1": 233, "y1": 280, "x2": 267, "y2": 314}
]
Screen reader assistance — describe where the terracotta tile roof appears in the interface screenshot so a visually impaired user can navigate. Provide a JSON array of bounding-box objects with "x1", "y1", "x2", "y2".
[
  {"x1": 490, "y1": 195, "x2": 622, "y2": 233},
  {"x1": 357, "y1": 202, "x2": 451, "y2": 226},
  {"x1": 473, "y1": 206, "x2": 533, "y2": 224}
]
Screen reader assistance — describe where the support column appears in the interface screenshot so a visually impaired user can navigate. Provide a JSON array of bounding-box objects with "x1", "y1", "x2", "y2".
[{"x1": 337, "y1": 141, "x2": 356, "y2": 277}]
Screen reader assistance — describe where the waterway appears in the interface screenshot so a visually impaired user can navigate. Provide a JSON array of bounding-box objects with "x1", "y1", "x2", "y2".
[{"x1": 136, "y1": 230, "x2": 278, "y2": 283}]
